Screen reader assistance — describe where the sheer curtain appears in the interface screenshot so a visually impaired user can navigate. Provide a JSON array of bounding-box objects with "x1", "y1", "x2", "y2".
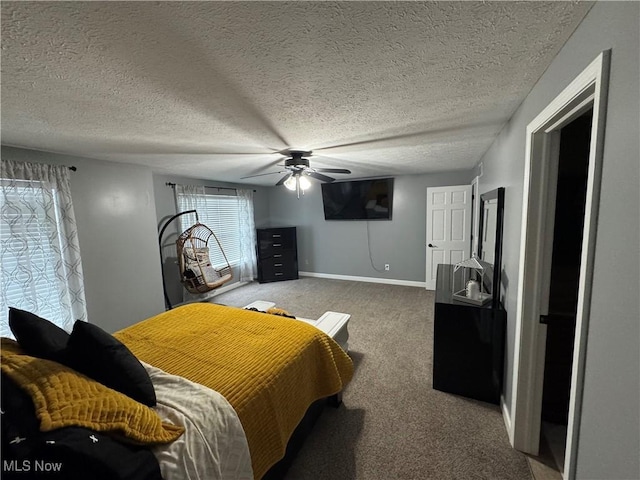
[
  {"x1": 174, "y1": 184, "x2": 206, "y2": 231},
  {"x1": 0, "y1": 160, "x2": 87, "y2": 337},
  {"x1": 237, "y1": 188, "x2": 257, "y2": 282}
]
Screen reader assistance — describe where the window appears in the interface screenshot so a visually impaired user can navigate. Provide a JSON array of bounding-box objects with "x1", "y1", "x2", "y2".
[
  {"x1": 1, "y1": 182, "x2": 64, "y2": 325},
  {"x1": 1, "y1": 160, "x2": 87, "y2": 338},
  {"x1": 177, "y1": 193, "x2": 241, "y2": 269}
]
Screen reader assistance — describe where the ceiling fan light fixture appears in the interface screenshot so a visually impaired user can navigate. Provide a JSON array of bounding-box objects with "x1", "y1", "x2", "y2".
[
  {"x1": 247, "y1": 150, "x2": 349, "y2": 192},
  {"x1": 284, "y1": 175, "x2": 297, "y2": 190},
  {"x1": 299, "y1": 175, "x2": 311, "y2": 190},
  {"x1": 284, "y1": 173, "x2": 311, "y2": 193}
]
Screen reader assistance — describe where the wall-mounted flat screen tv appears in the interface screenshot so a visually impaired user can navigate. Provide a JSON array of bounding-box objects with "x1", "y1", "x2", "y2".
[{"x1": 321, "y1": 178, "x2": 394, "y2": 220}]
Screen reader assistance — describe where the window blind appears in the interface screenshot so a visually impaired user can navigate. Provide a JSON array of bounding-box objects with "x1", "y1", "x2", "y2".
[
  {"x1": 0, "y1": 184, "x2": 66, "y2": 336},
  {"x1": 177, "y1": 194, "x2": 241, "y2": 268}
]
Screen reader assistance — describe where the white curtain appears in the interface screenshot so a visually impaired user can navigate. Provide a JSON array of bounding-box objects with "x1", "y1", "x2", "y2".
[
  {"x1": 0, "y1": 159, "x2": 87, "y2": 337},
  {"x1": 174, "y1": 184, "x2": 206, "y2": 231},
  {"x1": 237, "y1": 188, "x2": 257, "y2": 282},
  {"x1": 174, "y1": 184, "x2": 207, "y2": 303}
]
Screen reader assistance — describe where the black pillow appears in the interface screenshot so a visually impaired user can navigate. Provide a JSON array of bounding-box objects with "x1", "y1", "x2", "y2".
[
  {"x1": 8, "y1": 307, "x2": 70, "y2": 362},
  {"x1": 66, "y1": 321, "x2": 156, "y2": 407}
]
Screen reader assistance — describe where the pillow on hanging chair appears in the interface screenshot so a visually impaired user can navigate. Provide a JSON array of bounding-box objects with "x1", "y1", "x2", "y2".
[{"x1": 9, "y1": 308, "x2": 70, "y2": 363}]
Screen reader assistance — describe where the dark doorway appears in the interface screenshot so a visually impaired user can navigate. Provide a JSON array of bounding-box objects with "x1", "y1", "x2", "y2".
[{"x1": 539, "y1": 108, "x2": 593, "y2": 472}]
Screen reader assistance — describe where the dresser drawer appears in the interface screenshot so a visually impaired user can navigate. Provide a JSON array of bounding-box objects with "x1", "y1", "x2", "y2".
[
  {"x1": 259, "y1": 240, "x2": 294, "y2": 256},
  {"x1": 258, "y1": 230, "x2": 296, "y2": 252},
  {"x1": 259, "y1": 251, "x2": 296, "y2": 265},
  {"x1": 258, "y1": 259, "x2": 298, "y2": 282}
]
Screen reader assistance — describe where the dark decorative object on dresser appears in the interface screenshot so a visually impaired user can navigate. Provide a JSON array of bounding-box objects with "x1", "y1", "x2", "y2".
[{"x1": 257, "y1": 227, "x2": 299, "y2": 283}]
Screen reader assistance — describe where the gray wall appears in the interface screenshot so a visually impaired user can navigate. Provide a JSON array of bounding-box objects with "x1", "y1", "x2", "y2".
[
  {"x1": 267, "y1": 171, "x2": 475, "y2": 283},
  {"x1": 1, "y1": 147, "x2": 166, "y2": 333},
  {"x1": 152, "y1": 173, "x2": 271, "y2": 307},
  {"x1": 477, "y1": 2, "x2": 639, "y2": 478}
]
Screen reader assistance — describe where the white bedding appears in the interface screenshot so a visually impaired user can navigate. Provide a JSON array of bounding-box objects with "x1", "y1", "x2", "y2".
[{"x1": 143, "y1": 362, "x2": 254, "y2": 480}]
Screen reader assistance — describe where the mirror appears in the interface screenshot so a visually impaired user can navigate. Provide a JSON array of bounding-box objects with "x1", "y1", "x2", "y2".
[{"x1": 478, "y1": 187, "x2": 505, "y2": 308}]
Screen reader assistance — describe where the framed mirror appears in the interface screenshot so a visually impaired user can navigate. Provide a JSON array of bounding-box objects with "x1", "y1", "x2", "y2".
[{"x1": 478, "y1": 187, "x2": 505, "y2": 308}]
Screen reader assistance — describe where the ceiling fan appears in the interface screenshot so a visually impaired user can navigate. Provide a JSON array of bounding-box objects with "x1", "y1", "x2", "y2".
[{"x1": 241, "y1": 150, "x2": 351, "y2": 197}]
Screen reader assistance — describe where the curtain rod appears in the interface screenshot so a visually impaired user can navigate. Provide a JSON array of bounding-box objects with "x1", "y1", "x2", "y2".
[{"x1": 165, "y1": 182, "x2": 255, "y2": 193}]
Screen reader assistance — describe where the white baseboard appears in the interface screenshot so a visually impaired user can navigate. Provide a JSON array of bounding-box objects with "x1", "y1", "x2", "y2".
[
  {"x1": 209, "y1": 280, "x2": 250, "y2": 296},
  {"x1": 173, "y1": 280, "x2": 250, "y2": 308},
  {"x1": 299, "y1": 271, "x2": 426, "y2": 288},
  {"x1": 501, "y1": 394, "x2": 514, "y2": 446}
]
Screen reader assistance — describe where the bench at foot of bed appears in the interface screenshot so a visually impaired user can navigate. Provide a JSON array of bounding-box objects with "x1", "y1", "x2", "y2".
[{"x1": 243, "y1": 301, "x2": 350, "y2": 352}]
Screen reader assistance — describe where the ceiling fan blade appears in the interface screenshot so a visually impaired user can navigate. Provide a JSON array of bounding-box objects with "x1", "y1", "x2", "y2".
[
  {"x1": 240, "y1": 171, "x2": 284, "y2": 179},
  {"x1": 315, "y1": 168, "x2": 352, "y2": 174},
  {"x1": 275, "y1": 173, "x2": 292, "y2": 186},
  {"x1": 307, "y1": 171, "x2": 336, "y2": 183}
]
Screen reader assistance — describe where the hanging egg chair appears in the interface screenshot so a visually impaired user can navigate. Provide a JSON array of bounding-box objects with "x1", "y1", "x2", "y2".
[{"x1": 176, "y1": 222, "x2": 233, "y2": 294}]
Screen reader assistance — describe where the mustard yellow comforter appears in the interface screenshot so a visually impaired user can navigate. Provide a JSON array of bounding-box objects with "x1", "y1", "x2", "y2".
[
  {"x1": 114, "y1": 303, "x2": 353, "y2": 479},
  {"x1": 0, "y1": 338, "x2": 184, "y2": 445}
]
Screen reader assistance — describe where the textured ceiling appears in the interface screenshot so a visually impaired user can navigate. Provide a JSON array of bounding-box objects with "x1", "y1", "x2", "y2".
[{"x1": 1, "y1": 1, "x2": 592, "y2": 185}]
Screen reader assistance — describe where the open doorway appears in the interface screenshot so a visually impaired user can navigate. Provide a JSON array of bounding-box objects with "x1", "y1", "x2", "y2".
[
  {"x1": 510, "y1": 50, "x2": 609, "y2": 480},
  {"x1": 539, "y1": 110, "x2": 593, "y2": 474}
]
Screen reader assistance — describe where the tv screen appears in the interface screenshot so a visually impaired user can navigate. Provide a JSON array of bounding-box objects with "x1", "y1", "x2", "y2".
[{"x1": 321, "y1": 178, "x2": 394, "y2": 220}]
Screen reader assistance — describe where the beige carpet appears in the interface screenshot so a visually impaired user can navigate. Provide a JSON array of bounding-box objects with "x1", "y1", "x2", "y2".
[{"x1": 213, "y1": 277, "x2": 532, "y2": 480}]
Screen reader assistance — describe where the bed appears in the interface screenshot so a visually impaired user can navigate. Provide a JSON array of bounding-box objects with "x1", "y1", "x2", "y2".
[{"x1": 1, "y1": 303, "x2": 354, "y2": 480}]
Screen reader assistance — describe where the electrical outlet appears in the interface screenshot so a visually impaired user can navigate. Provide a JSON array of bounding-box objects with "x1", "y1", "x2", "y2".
[{"x1": 384, "y1": 264, "x2": 390, "y2": 271}]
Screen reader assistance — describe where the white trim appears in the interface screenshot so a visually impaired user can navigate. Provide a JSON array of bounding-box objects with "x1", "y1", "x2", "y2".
[
  {"x1": 209, "y1": 279, "x2": 250, "y2": 296},
  {"x1": 544, "y1": 93, "x2": 595, "y2": 134},
  {"x1": 501, "y1": 395, "x2": 514, "y2": 445},
  {"x1": 510, "y1": 51, "x2": 610, "y2": 480},
  {"x1": 299, "y1": 271, "x2": 426, "y2": 288},
  {"x1": 471, "y1": 175, "x2": 481, "y2": 256},
  {"x1": 563, "y1": 49, "x2": 610, "y2": 480},
  {"x1": 173, "y1": 280, "x2": 250, "y2": 308}
]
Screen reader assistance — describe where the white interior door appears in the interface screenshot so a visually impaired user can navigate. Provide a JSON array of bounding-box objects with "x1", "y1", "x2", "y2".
[{"x1": 425, "y1": 185, "x2": 472, "y2": 289}]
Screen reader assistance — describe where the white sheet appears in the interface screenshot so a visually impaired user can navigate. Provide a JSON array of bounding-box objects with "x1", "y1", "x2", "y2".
[{"x1": 143, "y1": 362, "x2": 254, "y2": 480}]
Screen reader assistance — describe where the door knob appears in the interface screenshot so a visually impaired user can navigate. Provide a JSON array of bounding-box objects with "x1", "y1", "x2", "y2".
[{"x1": 428, "y1": 243, "x2": 437, "y2": 248}]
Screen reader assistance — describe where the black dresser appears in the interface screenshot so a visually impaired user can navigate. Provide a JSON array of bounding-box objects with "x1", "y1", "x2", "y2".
[
  {"x1": 432, "y1": 263, "x2": 506, "y2": 404},
  {"x1": 257, "y1": 227, "x2": 299, "y2": 283}
]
